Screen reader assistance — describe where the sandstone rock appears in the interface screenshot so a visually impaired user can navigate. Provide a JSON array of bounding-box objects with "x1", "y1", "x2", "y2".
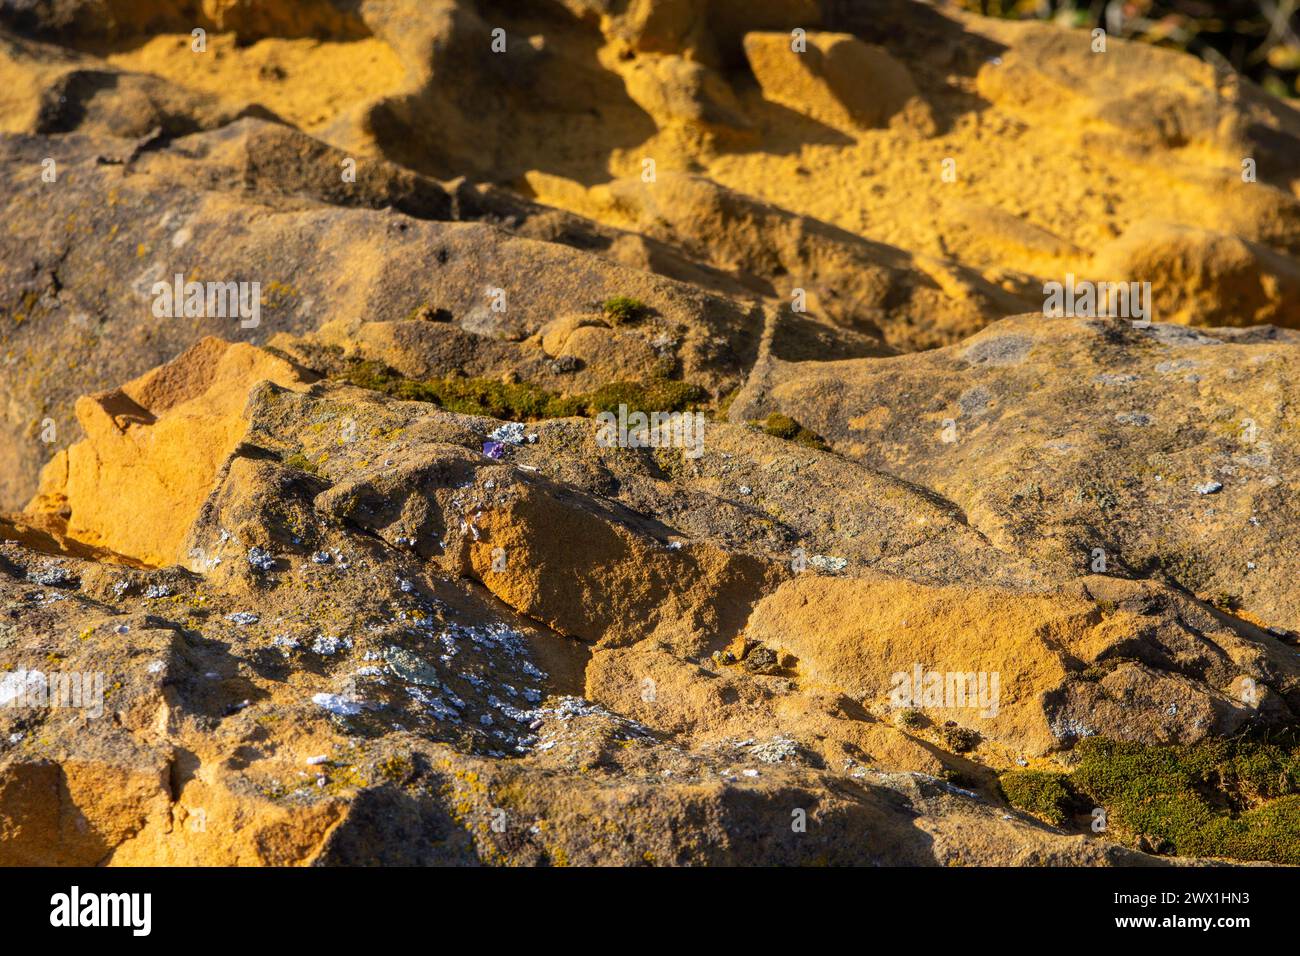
[
  {"x1": 734, "y1": 313, "x2": 1300, "y2": 633},
  {"x1": 743, "y1": 30, "x2": 931, "y2": 133},
  {"x1": 3, "y1": 326, "x2": 1293, "y2": 864},
  {"x1": 0, "y1": 118, "x2": 765, "y2": 509},
  {"x1": 621, "y1": 54, "x2": 752, "y2": 139},
  {"x1": 4, "y1": 0, "x2": 1300, "y2": 868},
  {"x1": 743, "y1": 574, "x2": 1295, "y2": 755},
  {"x1": 598, "y1": 171, "x2": 1031, "y2": 348},
  {"x1": 28, "y1": 337, "x2": 313, "y2": 566},
  {"x1": 1095, "y1": 222, "x2": 1300, "y2": 329}
]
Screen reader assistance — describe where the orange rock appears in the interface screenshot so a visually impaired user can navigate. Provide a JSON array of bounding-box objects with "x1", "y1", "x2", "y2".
[{"x1": 27, "y1": 338, "x2": 312, "y2": 567}]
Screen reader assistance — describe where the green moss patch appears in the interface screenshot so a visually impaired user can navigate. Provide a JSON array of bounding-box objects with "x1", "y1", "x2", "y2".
[
  {"x1": 999, "y1": 770, "x2": 1073, "y2": 826},
  {"x1": 282, "y1": 451, "x2": 320, "y2": 475},
  {"x1": 1001, "y1": 736, "x2": 1300, "y2": 863},
  {"x1": 339, "y1": 358, "x2": 705, "y2": 421},
  {"x1": 759, "y1": 412, "x2": 828, "y2": 450},
  {"x1": 600, "y1": 295, "x2": 649, "y2": 326},
  {"x1": 1133, "y1": 548, "x2": 1214, "y2": 594},
  {"x1": 1072, "y1": 737, "x2": 1300, "y2": 862}
]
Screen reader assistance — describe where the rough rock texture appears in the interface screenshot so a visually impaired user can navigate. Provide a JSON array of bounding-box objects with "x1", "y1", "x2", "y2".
[
  {"x1": 2, "y1": 0, "x2": 1300, "y2": 866},
  {"x1": 734, "y1": 314, "x2": 1300, "y2": 635},
  {"x1": 28, "y1": 337, "x2": 314, "y2": 566},
  {"x1": 742, "y1": 30, "x2": 932, "y2": 133}
]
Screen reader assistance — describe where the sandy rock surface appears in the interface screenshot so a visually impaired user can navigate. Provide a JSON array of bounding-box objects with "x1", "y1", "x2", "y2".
[{"x1": 2, "y1": 0, "x2": 1300, "y2": 866}]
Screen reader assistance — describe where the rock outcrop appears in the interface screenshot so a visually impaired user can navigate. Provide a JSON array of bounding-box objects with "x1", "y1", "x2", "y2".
[{"x1": 3, "y1": 0, "x2": 1300, "y2": 866}]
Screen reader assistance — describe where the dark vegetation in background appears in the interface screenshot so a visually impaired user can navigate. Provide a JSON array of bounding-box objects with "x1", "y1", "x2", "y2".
[{"x1": 960, "y1": 0, "x2": 1300, "y2": 97}]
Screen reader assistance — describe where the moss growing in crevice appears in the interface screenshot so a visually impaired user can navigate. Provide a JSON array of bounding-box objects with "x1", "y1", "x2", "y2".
[
  {"x1": 759, "y1": 412, "x2": 829, "y2": 450},
  {"x1": 1132, "y1": 547, "x2": 1214, "y2": 594},
  {"x1": 999, "y1": 770, "x2": 1073, "y2": 826},
  {"x1": 338, "y1": 358, "x2": 705, "y2": 421},
  {"x1": 581, "y1": 379, "x2": 707, "y2": 417},
  {"x1": 1001, "y1": 735, "x2": 1300, "y2": 863},
  {"x1": 1071, "y1": 736, "x2": 1300, "y2": 863},
  {"x1": 600, "y1": 295, "x2": 649, "y2": 326},
  {"x1": 282, "y1": 451, "x2": 320, "y2": 475}
]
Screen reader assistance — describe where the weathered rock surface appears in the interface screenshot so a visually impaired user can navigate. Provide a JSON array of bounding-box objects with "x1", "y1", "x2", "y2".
[
  {"x1": 2, "y1": 0, "x2": 1300, "y2": 866},
  {"x1": 734, "y1": 314, "x2": 1300, "y2": 635}
]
